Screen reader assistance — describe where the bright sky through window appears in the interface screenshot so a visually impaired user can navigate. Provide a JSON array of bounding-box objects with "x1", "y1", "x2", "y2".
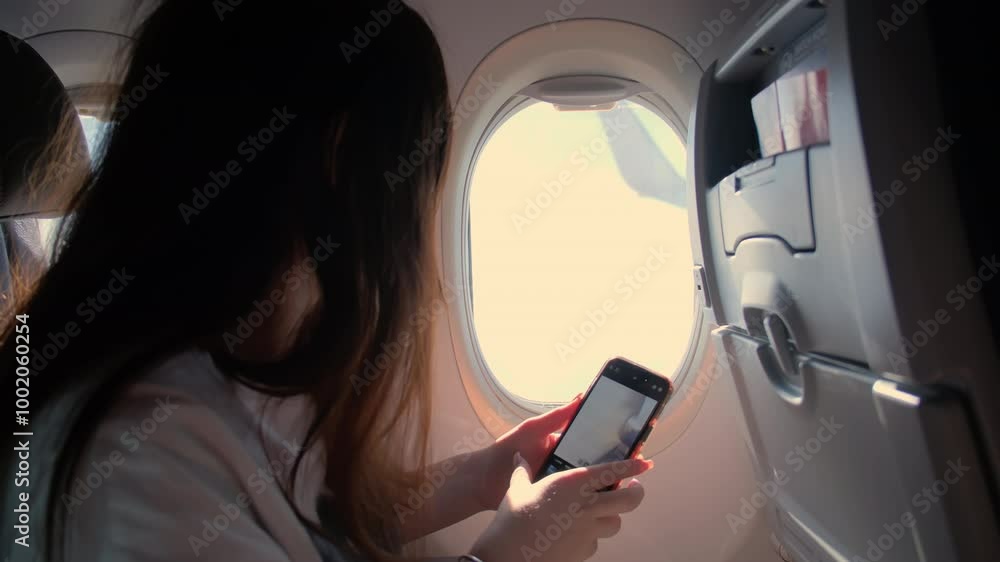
[
  {"x1": 36, "y1": 115, "x2": 111, "y2": 257},
  {"x1": 469, "y1": 99, "x2": 695, "y2": 404}
]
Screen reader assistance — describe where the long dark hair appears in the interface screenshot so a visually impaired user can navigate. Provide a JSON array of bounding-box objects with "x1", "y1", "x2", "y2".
[{"x1": 0, "y1": 0, "x2": 451, "y2": 559}]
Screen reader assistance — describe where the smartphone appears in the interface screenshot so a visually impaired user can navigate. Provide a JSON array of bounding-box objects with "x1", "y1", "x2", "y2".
[{"x1": 535, "y1": 357, "x2": 673, "y2": 483}]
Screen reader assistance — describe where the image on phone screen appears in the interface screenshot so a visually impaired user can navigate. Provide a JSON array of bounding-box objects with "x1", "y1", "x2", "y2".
[{"x1": 537, "y1": 359, "x2": 669, "y2": 480}]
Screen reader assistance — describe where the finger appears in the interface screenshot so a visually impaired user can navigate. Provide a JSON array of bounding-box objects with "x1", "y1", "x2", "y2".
[
  {"x1": 561, "y1": 458, "x2": 653, "y2": 487},
  {"x1": 588, "y1": 479, "x2": 645, "y2": 517},
  {"x1": 523, "y1": 395, "x2": 582, "y2": 435},
  {"x1": 594, "y1": 515, "x2": 623, "y2": 539},
  {"x1": 509, "y1": 452, "x2": 533, "y2": 492}
]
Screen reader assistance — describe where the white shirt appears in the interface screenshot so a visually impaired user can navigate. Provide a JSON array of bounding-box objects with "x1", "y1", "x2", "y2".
[{"x1": 4, "y1": 350, "x2": 353, "y2": 562}]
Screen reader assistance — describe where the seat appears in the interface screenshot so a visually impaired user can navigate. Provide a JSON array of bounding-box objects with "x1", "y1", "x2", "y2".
[
  {"x1": 689, "y1": 2, "x2": 999, "y2": 560},
  {"x1": 0, "y1": 30, "x2": 90, "y2": 295}
]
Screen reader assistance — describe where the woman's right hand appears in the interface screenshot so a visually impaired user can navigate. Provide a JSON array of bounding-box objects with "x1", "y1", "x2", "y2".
[{"x1": 470, "y1": 454, "x2": 653, "y2": 562}]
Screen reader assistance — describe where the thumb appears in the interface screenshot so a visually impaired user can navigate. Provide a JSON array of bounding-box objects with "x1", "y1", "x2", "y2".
[
  {"x1": 525, "y1": 394, "x2": 582, "y2": 435},
  {"x1": 509, "y1": 452, "x2": 533, "y2": 490}
]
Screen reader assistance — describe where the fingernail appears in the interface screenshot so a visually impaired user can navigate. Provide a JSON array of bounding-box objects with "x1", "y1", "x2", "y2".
[
  {"x1": 513, "y1": 452, "x2": 523, "y2": 468},
  {"x1": 628, "y1": 478, "x2": 641, "y2": 488},
  {"x1": 573, "y1": 393, "x2": 583, "y2": 401}
]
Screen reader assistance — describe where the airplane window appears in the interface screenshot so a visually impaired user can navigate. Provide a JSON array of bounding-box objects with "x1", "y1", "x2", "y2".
[
  {"x1": 79, "y1": 114, "x2": 110, "y2": 162},
  {"x1": 34, "y1": 114, "x2": 109, "y2": 261},
  {"x1": 469, "y1": 99, "x2": 694, "y2": 404}
]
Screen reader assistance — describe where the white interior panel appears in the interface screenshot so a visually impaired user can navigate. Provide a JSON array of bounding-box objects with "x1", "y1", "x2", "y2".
[{"x1": 431, "y1": 17, "x2": 777, "y2": 561}]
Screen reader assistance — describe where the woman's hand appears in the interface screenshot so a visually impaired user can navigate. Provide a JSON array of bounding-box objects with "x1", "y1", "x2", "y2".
[
  {"x1": 470, "y1": 454, "x2": 653, "y2": 562},
  {"x1": 475, "y1": 396, "x2": 584, "y2": 511},
  {"x1": 398, "y1": 397, "x2": 587, "y2": 542}
]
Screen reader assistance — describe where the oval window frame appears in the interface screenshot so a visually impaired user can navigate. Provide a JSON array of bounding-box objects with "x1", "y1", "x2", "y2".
[{"x1": 439, "y1": 19, "x2": 715, "y2": 456}]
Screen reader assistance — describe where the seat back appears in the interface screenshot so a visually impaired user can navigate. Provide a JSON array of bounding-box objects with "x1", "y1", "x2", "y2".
[
  {"x1": 0, "y1": 31, "x2": 90, "y2": 294},
  {"x1": 687, "y1": 2, "x2": 1000, "y2": 561}
]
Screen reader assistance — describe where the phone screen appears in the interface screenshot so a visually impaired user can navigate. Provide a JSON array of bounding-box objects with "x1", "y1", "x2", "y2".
[{"x1": 537, "y1": 358, "x2": 670, "y2": 480}]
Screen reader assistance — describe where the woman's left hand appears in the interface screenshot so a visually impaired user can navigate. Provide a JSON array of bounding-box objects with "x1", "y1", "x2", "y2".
[{"x1": 474, "y1": 395, "x2": 583, "y2": 511}]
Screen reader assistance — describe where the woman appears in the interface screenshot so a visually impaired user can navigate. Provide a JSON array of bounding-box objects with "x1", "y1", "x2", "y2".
[{"x1": 0, "y1": 1, "x2": 652, "y2": 561}]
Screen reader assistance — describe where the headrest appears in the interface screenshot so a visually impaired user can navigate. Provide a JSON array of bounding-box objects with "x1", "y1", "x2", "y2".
[{"x1": 0, "y1": 31, "x2": 90, "y2": 218}]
